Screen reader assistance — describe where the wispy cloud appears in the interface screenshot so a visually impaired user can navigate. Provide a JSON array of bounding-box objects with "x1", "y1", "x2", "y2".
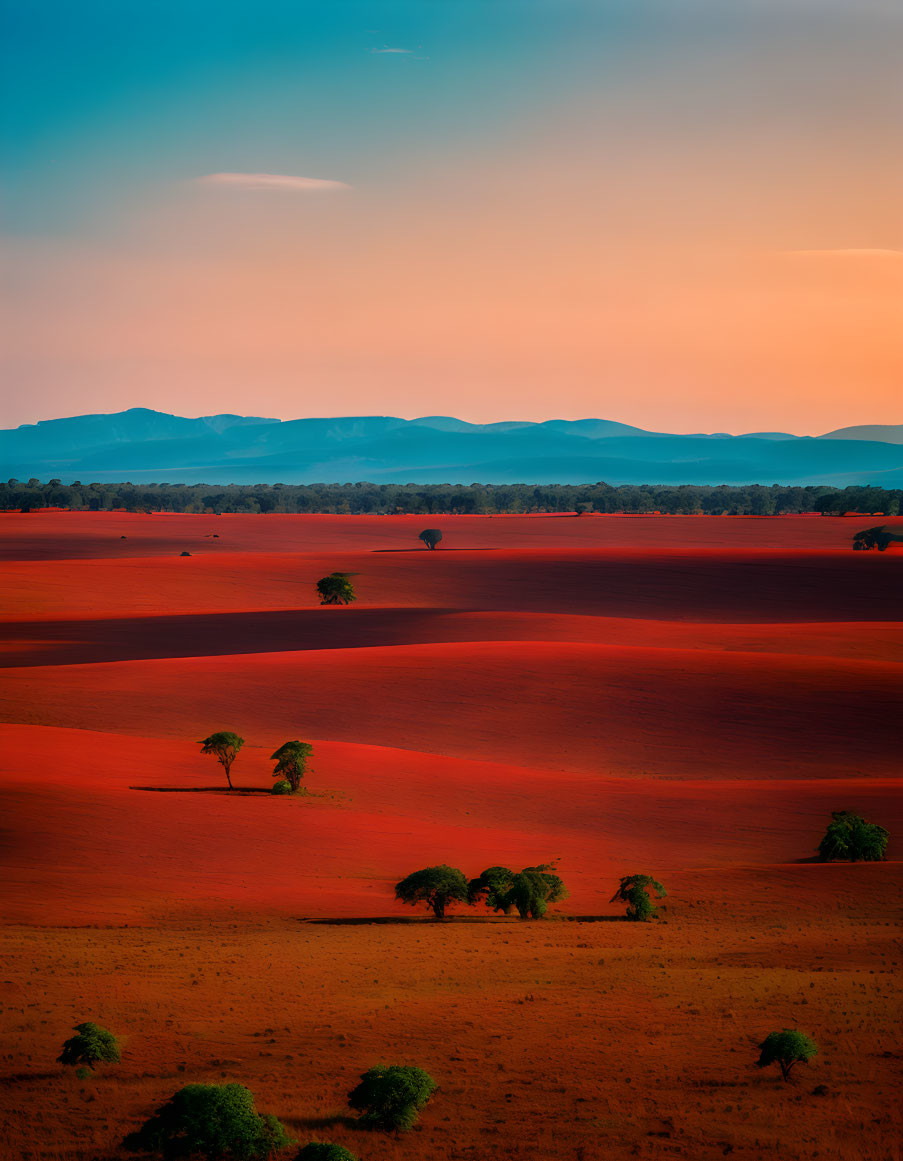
[
  {"x1": 371, "y1": 47, "x2": 412, "y2": 54},
  {"x1": 197, "y1": 173, "x2": 351, "y2": 192},
  {"x1": 784, "y1": 248, "x2": 902, "y2": 258}
]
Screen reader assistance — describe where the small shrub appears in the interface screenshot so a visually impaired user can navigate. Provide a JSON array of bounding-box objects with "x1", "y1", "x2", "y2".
[
  {"x1": 271, "y1": 779, "x2": 294, "y2": 795},
  {"x1": 75, "y1": 1066, "x2": 93, "y2": 1080},
  {"x1": 297, "y1": 1145, "x2": 358, "y2": 1161},
  {"x1": 348, "y1": 1064, "x2": 437, "y2": 1132},
  {"x1": 58, "y1": 1022, "x2": 121, "y2": 1070}
]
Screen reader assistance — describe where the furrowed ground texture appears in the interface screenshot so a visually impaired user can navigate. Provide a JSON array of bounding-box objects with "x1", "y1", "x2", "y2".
[{"x1": 0, "y1": 512, "x2": 900, "y2": 1161}]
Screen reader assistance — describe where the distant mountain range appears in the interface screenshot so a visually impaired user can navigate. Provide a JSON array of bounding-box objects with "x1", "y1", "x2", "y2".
[{"x1": 2, "y1": 409, "x2": 902, "y2": 486}]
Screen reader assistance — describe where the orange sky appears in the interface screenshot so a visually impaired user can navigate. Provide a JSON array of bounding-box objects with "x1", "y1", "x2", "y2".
[{"x1": 3, "y1": 2, "x2": 901, "y2": 433}]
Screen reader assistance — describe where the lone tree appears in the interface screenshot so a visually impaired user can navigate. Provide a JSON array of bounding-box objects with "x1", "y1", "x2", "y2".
[
  {"x1": 123, "y1": 1083, "x2": 291, "y2": 1159},
  {"x1": 395, "y1": 865, "x2": 469, "y2": 919},
  {"x1": 470, "y1": 864, "x2": 567, "y2": 919},
  {"x1": 818, "y1": 811, "x2": 889, "y2": 862},
  {"x1": 297, "y1": 1145, "x2": 357, "y2": 1161},
  {"x1": 316, "y1": 573, "x2": 356, "y2": 605},
  {"x1": 756, "y1": 1029, "x2": 818, "y2": 1082},
  {"x1": 418, "y1": 528, "x2": 443, "y2": 550},
  {"x1": 270, "y1": 740, "x2": 313, "y2": 794},
  {"x1": 58, "y1": 1022, "x2": 121, "y2": 1071},
  {"x1": 198, "y1": 731, "x2": 245, "y2": 790},
  {"x1": 611, "y1": 874, "x2": 667, "y2": 921},
  {"x1": 348, "y1": 1065, "x2": 437, "y2": 1132}
]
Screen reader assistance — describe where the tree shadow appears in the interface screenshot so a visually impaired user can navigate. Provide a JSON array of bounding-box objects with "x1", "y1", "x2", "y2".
[
  {"x1": 130, "y1": 786, "x2": 274, "y2": 796},
  {"x1": 372, "y1": 547, "x2": 499, "y2": 552},
  {"x1": 2, "y1": 1070, "x2": 63, "y2": 1083},
  {"x1": 287, "y1": 1114, "x2": 359, "y2": 1132},
  {"x1": 299, "y1": 914, "x2": 624, "y2": 925}
]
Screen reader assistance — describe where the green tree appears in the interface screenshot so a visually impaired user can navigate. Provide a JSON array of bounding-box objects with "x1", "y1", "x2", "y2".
[
  {"x1": 198, "y1": 731, "x2": 245, "y2": 790},
  {"x1": 316, "y1": 573, "x2": 356, "y2": 605},
  {"x1": 123, "y1": 1083, "x2": 291, "y2": 1159},
  {"x1": 58, "y1": 1022, "x2": 121, "y2": 1070},
  {"x1": 296, "y1": 1145, "x2": 357, "y2": 1161},
  {"x1": 418, "y1": 528, "x2": 443, "y2": 549},
  {"x1": 469, "y1": 864, "x2": 568, "y2": 918},
  {"x1": 504, "y1": 864, "x2": 568, "y2": 919},
  {"x1": 395, "y1": 865, "x2": 469, "y2": 919},
  {"x1": 348, "y1": 1065, "x2": 437, "y2": 1132},
  {"x1": 270, "y1": 740, "x2": 313, "y2": 794},
  {"x1": 467, "y1": 865, "x2": 517, "y2": 913},
  {"x1": 818, "y1": 811, "x2": 889, "y2": 862},
  {"x1": 610, "y1": 874, "x2": 667, "y2": 921},
  {"x1": 756, "y1": 1029, "x2": 818, "y2": 1082}
]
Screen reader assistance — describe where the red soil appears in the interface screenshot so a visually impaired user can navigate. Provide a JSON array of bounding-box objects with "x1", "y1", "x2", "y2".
[{"x1": 0, "y1": 513, "x2": 899, "y2": 1160}]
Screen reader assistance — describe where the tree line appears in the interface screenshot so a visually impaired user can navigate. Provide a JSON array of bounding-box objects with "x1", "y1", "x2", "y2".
[{"x1": 3, "y1": 478, "x2": 901, "y2": 516}]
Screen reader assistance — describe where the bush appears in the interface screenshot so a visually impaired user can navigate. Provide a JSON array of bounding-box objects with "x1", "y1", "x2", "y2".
[
  {"x1": 75, "y1": 1066, "x2": 93, "y2": 1080},
  {"x1": 271, "y1": 779, "x2": 294, "y2": 795},
  {"x1": 818, "y1": 811, "x2": 888, "y2": 861},
  {"x1": 297, "y1": 1145, "x2": 358, "y2": 1161},
  {"x1": 123, "y1": 1083, "x2": 292, "y2": 1159},
  {"x1": 348, "y1": 1065, "x2": 437, "y2": 1132},
  {"x1": 756, "y1": 1029, "x2": 818, "y2": 1082},
  {"x1": 58, "y1": 1022, "x2": 121, "y2": 1070}
]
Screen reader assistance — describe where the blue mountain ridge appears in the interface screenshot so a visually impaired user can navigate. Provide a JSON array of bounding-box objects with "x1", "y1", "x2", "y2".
[{"x1": 1, "y1": 408, "x2": 901, "y2": 486}]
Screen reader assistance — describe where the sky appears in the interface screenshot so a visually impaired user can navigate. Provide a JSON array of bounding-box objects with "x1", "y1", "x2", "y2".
[{"x1": 2, "y1": 0, "x2": 901, "y2": 434}]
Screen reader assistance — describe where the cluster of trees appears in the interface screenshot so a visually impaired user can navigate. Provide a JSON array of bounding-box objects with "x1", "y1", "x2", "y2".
[
  {"x1": 198, "y1": 733, "x2": 313, "y2": 794},
  {"x1": 4, "y1": 477, "x2": 901, "y2": 516},
  {"x1": 394, "y1": 865, "x2": 672, "y2": 922},
  {"x1": 395, "y1": 863, "x2": 569, "y2": 920}
]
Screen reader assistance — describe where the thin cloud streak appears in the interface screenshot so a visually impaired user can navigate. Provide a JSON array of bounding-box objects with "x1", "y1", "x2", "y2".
[
  {"x1": 197, "y1": 173, "x2": 351, "y2": 192},
  {"x1": 371, "y1": 47, "x2": 412, "y2": 54},
  {"x1": 784, "y1": 248, "x2": 902, "y2": 258}
]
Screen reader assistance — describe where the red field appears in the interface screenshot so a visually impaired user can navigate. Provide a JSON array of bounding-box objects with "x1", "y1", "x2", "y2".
[{"x1": 0, "y1": 512, "x2": 900, "y2": 1160}]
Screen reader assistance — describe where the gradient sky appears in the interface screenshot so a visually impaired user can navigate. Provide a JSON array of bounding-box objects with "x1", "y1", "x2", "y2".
[{"x1": 2, "y1": 0, "x2": 901, "y2": 433}]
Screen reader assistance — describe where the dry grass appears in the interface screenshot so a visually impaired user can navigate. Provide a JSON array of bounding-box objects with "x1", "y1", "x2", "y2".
[{"x1": 1, "y1": 872, "x2": 901, "y2": 1161}]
